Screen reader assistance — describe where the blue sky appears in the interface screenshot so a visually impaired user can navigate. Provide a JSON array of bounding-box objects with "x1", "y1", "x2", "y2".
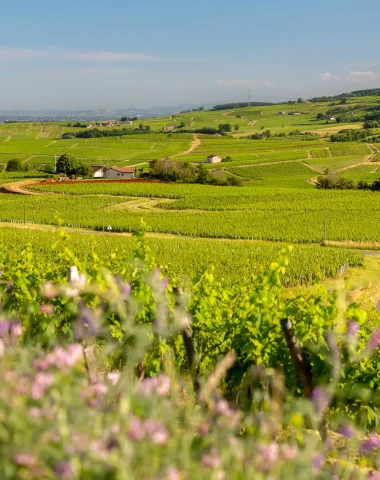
[{"x1": 2, "y1": 0, "x2": 380, "y2": 109}]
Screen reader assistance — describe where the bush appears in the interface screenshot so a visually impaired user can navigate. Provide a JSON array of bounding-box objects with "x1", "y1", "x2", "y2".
[{"x1": 5, "y1": 159, "x2": 26, "y2": 172}]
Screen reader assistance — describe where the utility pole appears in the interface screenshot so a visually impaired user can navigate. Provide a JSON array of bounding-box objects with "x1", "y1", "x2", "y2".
[
  {"x1": 247, "y1": 89, "x2": 252, "y2": 107},
  {"x1": 102, "y1": 201, "x2": 105, "y2": 232}
]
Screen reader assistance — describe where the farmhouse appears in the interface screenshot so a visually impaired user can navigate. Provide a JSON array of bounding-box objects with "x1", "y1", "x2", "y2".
[
  {"x1": 91, "y1": 165, "x2": 136, "y2": 179},
  {"x1": 91, "y1": 165, "x2": 106, "y2": 178},
  {"x1": 204, "y1": 155, "x2": 222, "y2": 164},
  {"x1": 103, "y1": 167, "x2": 136, "y2": 179},
  {"x1": 122, "y1": 120, "x2": 133, "y2": 125},
  {"x1": 163, "y1": 125, "x2": 176, "y2": 131}
]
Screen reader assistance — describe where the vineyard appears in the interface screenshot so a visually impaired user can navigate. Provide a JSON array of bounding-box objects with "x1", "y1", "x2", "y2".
[{"x1": 1, "y1": 96, "x2": 380, "y2": 478}]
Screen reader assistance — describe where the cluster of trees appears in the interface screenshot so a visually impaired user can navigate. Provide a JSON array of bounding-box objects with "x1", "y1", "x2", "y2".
[
  {"x1": 212, "y1": 102, "x2": 273, "y2": 110},
  {"x1": 330, "y1": 128, "x2": 372, "y2": 142},
  {"x1": 363, "y1": 120, "x2": 380, "y2": 128},
  {"x1": 67, "y1": 122, "x2": 87, "y2": 128},
  {"x1": 5, "y1": 159, "x2": 29, "y2": 172},
  {"x1": 316, "y1": 174, "x2": 380, "y2": 191},
  {"x1": 120, "y1": 116, "x2": 139, "y2": 122},
  {"x1": 179, "y1": 106, "x2": 204, "y2": 113},
  {"x1": 56, "y1": 154, "x2": 92, "y2": 178},
  {"x1": 149, "y1": 158, "x2": 242, "y2": 186},
  {"x1": 62, "y1": 124, "x2": 151, "y2": 139}
]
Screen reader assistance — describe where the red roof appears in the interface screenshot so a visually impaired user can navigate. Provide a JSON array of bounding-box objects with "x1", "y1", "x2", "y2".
[{"x1": 109, "y1": 167, "x2": 136, "y2": 173}]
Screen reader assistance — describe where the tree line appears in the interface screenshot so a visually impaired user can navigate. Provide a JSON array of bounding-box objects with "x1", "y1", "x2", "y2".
[{"x1": 316, "y1": 174, "x2": 380, "y2": 191}]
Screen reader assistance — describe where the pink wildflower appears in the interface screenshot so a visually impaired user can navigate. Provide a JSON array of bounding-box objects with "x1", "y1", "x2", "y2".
[
  {"x1": 139, "y1": 374, "x2": 171, "y2": 396},
  {"x1": 14, "y1": 453, "x2": 37, "y2": 467},
  {"x1": 281, "y1": 444, "x2": 297, "y2": 461},
  {"x1": 107, "y1": 371, "x2": 120, "y2": 385},
  {"x1": 312, "y1": 386, "x2": 330, "y2": 413},
  {"x1": 143, "y1": 419, "x2": 169, "y2": 445},
  {"x1": 31, "y1": 372, "x2": 54, "y2": 399},
  {"x1": 45, "y1": 344, "x2": 83, "y2": 370},
  {"x1": 40, "y1": 304, "x2": 54, "y2": 315},
  {"x1": 127, "y1": 416, "x2": 145, "y2": 441},
  {"x1": 164, "y1": 466, "x2": 180, "y2": 480},
  {"x1": 361, "y1": 434, "x2": 380, "y2": 453},
  {"x1": 202, "y1": 448, "x2": 222, "y2": 469},
  {"x1": 41, "y1": 282, "x2": 58, "y2": 299},
  {"x1": 54, "y1": 460, "x2": 74, "y2": 479},
  {"x1": 368, "y1": 329, "x2": 380, "y2": 351}
]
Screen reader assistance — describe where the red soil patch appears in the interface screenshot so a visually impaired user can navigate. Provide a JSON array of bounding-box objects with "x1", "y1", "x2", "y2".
[{"x1": 37, "y1": 178, "x2": 175, "y2": 186}]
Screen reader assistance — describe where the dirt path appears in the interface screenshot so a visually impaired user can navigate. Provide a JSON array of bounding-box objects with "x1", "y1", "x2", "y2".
[
  {"x1": 225, "y1": 159, "x2": 305, "y2": 169},
  {"x1": 302, "y1": 161, "x2": 322, "y2": 173},
  {"x1": 336, "y1": 144, "x2": 377, "y2": 173},
  {"x1": 248, "y1": 120, "x2": 257, "y2": 126},
  {"x1": 171, "y1": 134, "x2": 202, "y2": 158},
  {"x1": 0, "y1": 180, "x2": 42, "y2": 195}
]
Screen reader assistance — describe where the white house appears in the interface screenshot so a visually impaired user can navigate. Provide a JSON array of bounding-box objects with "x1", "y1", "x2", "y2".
[
  {"x1": 103, "y1": 167, "x2": 136, "y2": 179},
  {"x1": 204, "y1": 155, "x2": 222, "y2": 164},
  {"x1": 122, "y1": 120, "x2": 133, "y2": 125},
  {"x1": 91, "y1": 165, "x2": 106, "y2": 178}
]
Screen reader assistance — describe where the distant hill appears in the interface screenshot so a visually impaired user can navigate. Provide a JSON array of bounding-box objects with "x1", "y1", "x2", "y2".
[
  {"x1": 310, "y1": 88, "x2": 380, "y2": 103},
  {"x1": 212, "y1": 101, "x2": 274, "y2": 111}
]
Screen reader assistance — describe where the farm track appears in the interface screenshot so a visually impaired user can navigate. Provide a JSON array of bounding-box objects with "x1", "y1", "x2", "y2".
[
  {"x1": 336, "y1": 144, "x2": 377, "y2": 173},
  {"x1": 0, "y1": 180, "x2": 42, "y2": 195},
  {"x1": 170, "y1": 134, "x2": 202, "y2": 158}
]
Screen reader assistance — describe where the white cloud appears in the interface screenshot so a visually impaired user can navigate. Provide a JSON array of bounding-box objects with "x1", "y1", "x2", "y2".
[
  {"x1": 215, "y1": 79, "x2": 257, "y2": 88},
  {"x1": 320, "y1": 72, "x2": 331, "y2": 81},
  {"x1": 333, "y1": 76, "x2": 341, "y2": 81},
  {"x1": 264, "y1": 80, "x2": 276, "y2": 88},
  {"x1": 348, "y1": 70, "x2": 380, "y2": 80}
]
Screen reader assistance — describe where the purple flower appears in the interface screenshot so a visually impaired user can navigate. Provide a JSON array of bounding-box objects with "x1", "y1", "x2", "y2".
[
  {"x1": 368, "y1": 472, "x2": 380, "y2": 480},
  {"x1": 347, "y1": 321, "x2": 360, "y2": 337},
  {"x1": 0, "y1": 321, "x2": 22, "y2": 341},
  {"x1": 360, "y1": 434, "x2": 380, "y2": 453},
  {"x1": 54, "y1": 461, "x2": 74, "y2": 479},
  {"x1": 31, "y1": 372, "x2": 54, "y2": 399},
  {"x1": 338, "y1": 424, "x2": 355, "y2": 438},
  {"x1": 202, "y1": 448, "x2": 222, "y2": 469},
  {"x1": 75, "y1": 305, "x2": 100, "y2": 340},
  {"x1": 313, "y1": 454, "x2": 324, "y2": 474},
  {"x1": 312, "y1": 386, "x2": 330, "y2": 414},
  {"x1": 367, "y1": 329, "x2": 380, "y2": 351}
]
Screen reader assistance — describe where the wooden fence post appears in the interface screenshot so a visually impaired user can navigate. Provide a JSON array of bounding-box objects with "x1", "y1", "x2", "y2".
[
  {"x1": 174, "y1": 287, "x2": 200, "y2": 394},
  {"x1": 280, "y1": 318, "x2": 313, "y2": 397}
]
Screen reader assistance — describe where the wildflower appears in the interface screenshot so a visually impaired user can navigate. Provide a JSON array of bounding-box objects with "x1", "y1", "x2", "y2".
[
  {"x1": 14, "y1": 453, "x2": 37, "y2": 467},
  {"x1": 338, "y1": 424, "x2": 355, "y2": 438},
  {"x1": 281, "y1": 444, "x2": 297, "y2": 461},
  {"x1": 360, "y1": 434, "x2": 380, "y2": 453},
  {"x1": 368, "y1": 472, "x2": 380, "y2": 480},
  {"x1": 31, "y1": 372, "x2": 54, "y2": 399},
  {"x1": 40, "y1": 304, "x2": 54, "y2": 315},
  {"x1": 144, "y1": 419, "x2": 169, "y2": 445},
  {"x1": 164, "y1": 466, "x2": 180, "y2": 480},
  {"x1": 0, "y1": 321, "x2": 22, "y2": 341},
  {"x1": 312, "y1": 454, "x2": 324, "y2": 474},
  {"x1": 42, "y1": 282, "x2": 58, "y2": 299},
  {"x1": 202, "y1": 448, "x2": 222, "y2": 469},
  {"x1": 198, "y1": 423, "x2": 210, "y2": 437},
  {"x1": 75, "y1": 304, "x2": 100, "y2": 340},
  {"x1": 139, "y1": 374, "x2": 171, "y2": 396},
  {"x1": 312, "y1": 386, "x2": 330, "y2": 414},
  {"x1": 127, "y1": 416, "x2": 145, "y2": 441},
  {"x1": 0, "y1": 339, "x2": 4, "y2": 357},
  {"x1": 92, "y1": 382, "x2": 108, "y2": 397},
  {"x1": 107, "y1": 371, "x2": 120, "y2": 385},
  {"x1": 367, "y1": 329, "x2": 380, "y2": 351},
  {"x1": 29, "y1": 407, "x2": 42, "y2": 419},
  {"x1": 45, "y1": 344, "x2": 83, "y2": 370},
  {"x1": 54, "y1": 460, "x2": 74, "y2": 479},
  {"x1": 347, "y1": 321, "x2": 360, "y2": 337},
  {"x1": 258, "y1": 442, "x2": 279, "y2": 464}
]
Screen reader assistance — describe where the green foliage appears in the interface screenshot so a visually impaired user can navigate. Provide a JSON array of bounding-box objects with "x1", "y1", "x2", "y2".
[{"x1": 5, "y1": 158, "x2": 26, "y2": 172}]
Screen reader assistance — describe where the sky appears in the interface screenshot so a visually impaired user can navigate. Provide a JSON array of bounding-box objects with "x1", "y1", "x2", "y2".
[{"x1": 2, "y1": 0, "x2": 380, "y2": 110}]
